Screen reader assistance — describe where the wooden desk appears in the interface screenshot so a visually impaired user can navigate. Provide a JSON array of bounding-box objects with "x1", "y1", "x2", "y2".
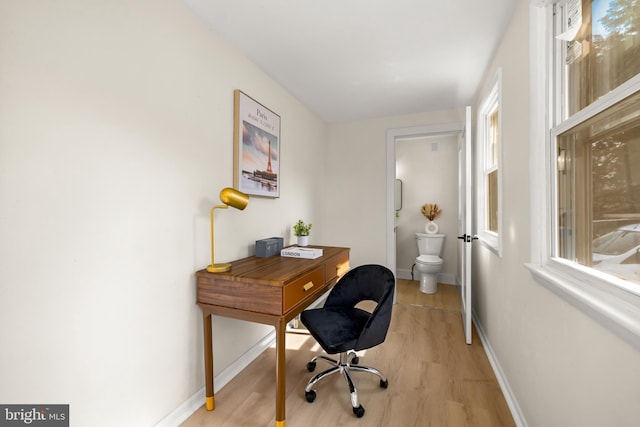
[{"x1": 196, "y1": 246, "x2": 350, "y2": 427}]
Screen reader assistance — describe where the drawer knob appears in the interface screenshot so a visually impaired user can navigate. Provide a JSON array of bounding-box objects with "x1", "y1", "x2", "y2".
[{"x1": 303, "y1": 281, "x2": 314, "y2": 291}]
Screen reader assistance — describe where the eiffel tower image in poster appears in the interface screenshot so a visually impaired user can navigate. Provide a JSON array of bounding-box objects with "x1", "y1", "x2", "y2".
[{"x1": 245, "y1": 138, "x2": 277, "y2": 189}]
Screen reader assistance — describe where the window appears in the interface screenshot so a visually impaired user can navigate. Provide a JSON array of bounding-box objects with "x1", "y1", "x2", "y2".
[
  {"x1": 564, "y1": 0, "x2": 640, "y2": 116},
  {"x1": 528, "y1": 0, "x2": 640, "y2": 346},
  {"x1": 487, "y1": 108, "x2": 499, "y2": 234},
  {"x1": 554, "y1": 0, "x2": 640, "y2": 284},
  {"x1": 478, "y1": 70, "x2": 502, "y2": 254},
  {"x1": 556, "y1": 91, "x2": 640, "y2": 284}
]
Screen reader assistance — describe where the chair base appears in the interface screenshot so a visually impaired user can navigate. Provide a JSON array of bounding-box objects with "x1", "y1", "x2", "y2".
[{"x1": 304, "y1": 351, "x2": 388, "y2": 418}]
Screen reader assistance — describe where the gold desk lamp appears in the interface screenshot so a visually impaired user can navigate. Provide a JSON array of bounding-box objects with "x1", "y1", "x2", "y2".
[{"x1": 207, "y1": 187, "x2": 249, "y2": 273}]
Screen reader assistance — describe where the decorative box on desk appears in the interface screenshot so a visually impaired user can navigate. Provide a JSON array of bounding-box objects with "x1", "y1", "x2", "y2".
[
  {"x1": 196, "y1": 245, "x2": 350, "y2": 427},
  {"x1": 255, "y1": 237, "x2": 284, "y2": 257}
]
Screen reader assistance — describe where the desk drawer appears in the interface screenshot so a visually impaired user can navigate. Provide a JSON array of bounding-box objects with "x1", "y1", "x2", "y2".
[
  {"x1": 325, "y1": 252, "x2": 350, "y2": 284},
  {"x1": 283, "y1": 267, "x2": 325, "y2": 313}
]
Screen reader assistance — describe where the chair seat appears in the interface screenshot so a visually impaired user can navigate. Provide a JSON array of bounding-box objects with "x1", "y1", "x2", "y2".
[{"x1": 301, "y1": 307, "x2": 371, "y2": 354}]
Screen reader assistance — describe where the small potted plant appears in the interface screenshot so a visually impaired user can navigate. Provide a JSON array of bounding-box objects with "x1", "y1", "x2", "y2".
[{"x1": 293, "y1": 219, "x2": 312, "y2": 246}]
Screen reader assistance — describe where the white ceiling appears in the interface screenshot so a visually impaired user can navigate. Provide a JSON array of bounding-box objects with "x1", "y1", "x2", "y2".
[{"x1": 183, "y1": 0, "x2": 519, "y2": 123}]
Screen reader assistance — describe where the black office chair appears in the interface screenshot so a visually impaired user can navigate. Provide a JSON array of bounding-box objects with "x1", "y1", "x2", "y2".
[{"x1": 300, "y1": 264, "x2": 395, "y2": 418}]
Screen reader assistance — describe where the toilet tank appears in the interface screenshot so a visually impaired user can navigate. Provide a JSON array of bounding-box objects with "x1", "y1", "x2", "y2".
[{"x1": 415, "y1": 233, "x2": 446, "y2": 256}]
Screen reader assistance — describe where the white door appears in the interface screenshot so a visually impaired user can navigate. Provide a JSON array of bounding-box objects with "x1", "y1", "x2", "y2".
[{"x1": 458, "y1": 106, "x2": 474, "y2": 344}]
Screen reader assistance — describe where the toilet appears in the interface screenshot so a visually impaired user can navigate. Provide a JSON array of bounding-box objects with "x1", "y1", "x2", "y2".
[{"x1": 414, "y1": 233, "x2": 446, "y2": 294}]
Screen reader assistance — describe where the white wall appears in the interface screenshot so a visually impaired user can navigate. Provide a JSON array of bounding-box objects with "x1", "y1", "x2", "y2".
[
  {"x1": 471, "y1": 1, "x2": 640, "y2": 426},
  {"x1": 0, "y1": 1, "x2": 327, "y2": 425},
  {"x1": 395, "y1": 135, "x2": 458, "y2": 281}
]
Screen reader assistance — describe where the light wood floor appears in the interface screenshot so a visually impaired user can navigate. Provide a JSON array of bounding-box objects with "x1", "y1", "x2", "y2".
[{"x1": 181, "y1": 280, "x2": 515, "y2": 427}]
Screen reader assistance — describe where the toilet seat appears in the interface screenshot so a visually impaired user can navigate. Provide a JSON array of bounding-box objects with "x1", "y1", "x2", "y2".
[{"x1": 416, "y1": 255, "x2": 442, "y2": 265}]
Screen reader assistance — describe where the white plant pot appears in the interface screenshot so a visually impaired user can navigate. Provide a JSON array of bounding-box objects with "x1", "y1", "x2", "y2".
[
  {"x1": 425, "y1": 221, "x2": 439, "y2": 234},
  {"x1": 297, "y1": 235, "x2": 309, "y2": 246}
]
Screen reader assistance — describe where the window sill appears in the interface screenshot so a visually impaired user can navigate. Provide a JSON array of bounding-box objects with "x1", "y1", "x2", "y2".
[
  {"x1": 525, "y1": 262, "x2": 640, "y2": 350},
  {"x1": 479, "y1": 232, "x2": 501, "y2": 257}
]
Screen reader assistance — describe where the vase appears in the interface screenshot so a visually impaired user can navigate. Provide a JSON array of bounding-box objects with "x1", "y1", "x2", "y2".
[
  {"x1": 297, "y1": 235, "x2": 309, "y2": 246},
  {"x1": 425, "y1": 221, "x2": 439, "y2": 234}
]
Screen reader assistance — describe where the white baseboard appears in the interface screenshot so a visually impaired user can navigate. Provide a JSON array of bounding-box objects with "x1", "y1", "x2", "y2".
[
  {"x1": 396, "y1": 268, "x2": 413, "y2": 280},
  {"x1": 437, "y1": 273, "x2": 456, "y2": 285},
  {"x1": 472, "y1": 312, "x2": 528, "y2": 427},
  {"x1": 396, "y1": 268, "x2": 456, "y2": 285},
  {"x1": 154, "y1": 330, "x2": 277, "y2": 427},
  {"x1": 154, "y1": 386, "x2": 204, "y2": 427}
]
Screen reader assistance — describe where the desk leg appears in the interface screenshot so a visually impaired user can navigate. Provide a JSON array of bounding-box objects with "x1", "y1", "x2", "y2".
[
  {"x1": 275, "y1": 318, "x2": 286, "y2": 427},
  {"x1": 203, "y1": 312, "x2": 215, "y2": 411}
]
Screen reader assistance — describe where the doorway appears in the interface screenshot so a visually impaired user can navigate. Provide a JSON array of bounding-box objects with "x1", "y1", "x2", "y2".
[
  {"x1": 385, "y1": 123, "x2": 464, "y2": 294},
  {"x1": 394, "y1": 134, "x2": 459, "y2": 282}
]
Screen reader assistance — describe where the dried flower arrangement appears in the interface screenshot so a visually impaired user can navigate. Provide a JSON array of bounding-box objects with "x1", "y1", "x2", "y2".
[{"x1": 421, "y1": 204, "x2": 442, "y2": 222}]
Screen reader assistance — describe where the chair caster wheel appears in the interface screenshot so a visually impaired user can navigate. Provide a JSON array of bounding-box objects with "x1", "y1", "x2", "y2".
[
  {"x1": 353, "y1": 404, "x2": 365, "y2": 418},
  {"x1": 305, "y1": 390, "x2": 316, "y2": 403},
  {"x1": 306, "y1": 361, "x2": 316, "y2": 372},
  {"x1": 380, "y1": 379, "x2": 389, "y2": 388}
]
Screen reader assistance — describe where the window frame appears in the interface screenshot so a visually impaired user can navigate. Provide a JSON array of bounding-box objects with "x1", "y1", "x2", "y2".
[
  {"x1": 477, "y1": 69, "x2": 503, "y2": 256},
  {"x1": 527, "y1": 1, "x2": 640, "y2": 348}
]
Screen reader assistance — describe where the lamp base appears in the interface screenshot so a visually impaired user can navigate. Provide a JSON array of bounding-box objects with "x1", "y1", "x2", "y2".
[{"x1": 207, "y1": 263, "x2": 232, "y2": 273}]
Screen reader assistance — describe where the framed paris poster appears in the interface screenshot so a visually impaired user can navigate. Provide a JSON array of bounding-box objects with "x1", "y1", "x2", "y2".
[{"x1": 233, "y1": 90, "x2": 281, "y2": 198}]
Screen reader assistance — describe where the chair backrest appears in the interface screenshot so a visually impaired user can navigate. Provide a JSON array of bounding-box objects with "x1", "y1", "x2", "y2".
[{"x1": 325, "y1": 264, "x2": 395, "y2": 351}]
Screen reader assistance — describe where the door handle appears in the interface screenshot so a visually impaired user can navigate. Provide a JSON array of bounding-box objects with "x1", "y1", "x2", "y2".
[{"x1": 458, "y1": 234, "x2": 478, "y2": 243}]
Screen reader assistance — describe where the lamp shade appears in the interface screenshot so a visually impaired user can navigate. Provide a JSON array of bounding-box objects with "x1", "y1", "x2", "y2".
[{"x1": 219, "y1": 187, "x2": 249, "y2": 210}]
